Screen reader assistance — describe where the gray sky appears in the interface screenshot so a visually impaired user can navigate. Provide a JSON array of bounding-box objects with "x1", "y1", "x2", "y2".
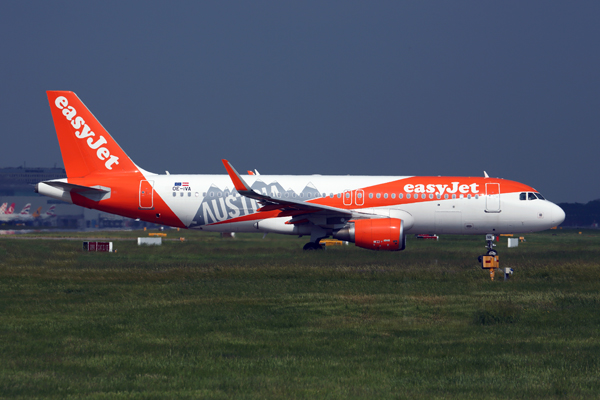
[{"x1": 1, "y1": 1, "x2": 598, "y2": 203}]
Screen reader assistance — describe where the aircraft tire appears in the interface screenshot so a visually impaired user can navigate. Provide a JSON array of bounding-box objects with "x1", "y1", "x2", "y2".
[{"x1": 303, "y1": 242, "x2": 322, "y2": 251}]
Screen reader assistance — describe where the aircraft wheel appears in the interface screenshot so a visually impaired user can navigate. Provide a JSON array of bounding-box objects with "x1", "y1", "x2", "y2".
[{"x1": 303, "y1": 242, "x2": 322, "y2": 251}]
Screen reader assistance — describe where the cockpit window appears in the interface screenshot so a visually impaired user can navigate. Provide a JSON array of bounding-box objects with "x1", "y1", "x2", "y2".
[
  {"x1": 528, "y1": 192, "x2": 537, "y2": 200},
  {"x1": 520, "y1": 192, "x2": 526, "y2": 201},
  {"x1": 535, "y1": 193, "x2": 545, "y2": 200}
]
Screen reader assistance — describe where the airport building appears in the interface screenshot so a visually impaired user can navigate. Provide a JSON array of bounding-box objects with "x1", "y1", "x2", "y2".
[{"x1": 0, "y1": 166, "x2": 157, "y2": 229}]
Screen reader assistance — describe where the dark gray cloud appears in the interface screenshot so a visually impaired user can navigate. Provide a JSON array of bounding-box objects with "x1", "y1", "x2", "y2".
[{"x1": 1, "y1": 1, "x2": 598, "y2": 203}]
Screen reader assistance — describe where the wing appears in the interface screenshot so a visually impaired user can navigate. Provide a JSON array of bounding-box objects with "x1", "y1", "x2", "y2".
[{"x1": 221, "y1": 159, "x2": 373, "y2": 221}]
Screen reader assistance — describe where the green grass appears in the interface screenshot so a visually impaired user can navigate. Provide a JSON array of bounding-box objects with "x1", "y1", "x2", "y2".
[{"x1": 0, "y1": 229, "x2": 599, "y2": 399}]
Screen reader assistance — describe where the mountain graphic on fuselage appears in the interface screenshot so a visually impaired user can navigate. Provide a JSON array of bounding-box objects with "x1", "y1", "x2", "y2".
[{"x1": 190, "y1": 180, "x2": 321, "y2": 226}]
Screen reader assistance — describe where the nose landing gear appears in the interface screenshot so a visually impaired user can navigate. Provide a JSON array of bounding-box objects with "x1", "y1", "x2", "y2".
[
  {"x1": 485, "y1": 234, "x2": 497, "y2": 256},
  {"x1": 477, "y1": 234, "x2": 515, "y2": 280},
  {"x1": 478, "y1": 234, "x2": 501, "y2": 280}
]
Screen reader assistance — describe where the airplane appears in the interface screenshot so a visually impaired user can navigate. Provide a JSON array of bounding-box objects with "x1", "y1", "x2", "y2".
[
  {"x1": 29, "y1": 206, "x2": 43, "y2": 220},
  {"x1": 2, "y1": 205, "x2": 47, "y2": 223},
  {"x1": 0, "y1": 203, "x2": 7, "y2": 214},
  {"x1": 38, "y1": 205, "x2": 56, "y2": 220},
  {"x1": 0, "y1": 203, "x2": 31, "y2": 222},
  {"x1": 1, "y1": 203, "x2": 16, "y2": 216},
  {"x1": 37, "y1": 91, "x2": 565, "y2": 256}
]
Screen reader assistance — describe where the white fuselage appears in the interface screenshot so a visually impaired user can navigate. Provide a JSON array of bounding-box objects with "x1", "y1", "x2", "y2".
[{"x1": 124, "y1": 173, "x2": 564, "y2": 235}]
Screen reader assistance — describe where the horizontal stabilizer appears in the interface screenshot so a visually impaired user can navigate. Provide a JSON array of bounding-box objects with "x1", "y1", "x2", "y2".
[{"x1": 41, "y1": 181, "x2": 111, "y2": 202}]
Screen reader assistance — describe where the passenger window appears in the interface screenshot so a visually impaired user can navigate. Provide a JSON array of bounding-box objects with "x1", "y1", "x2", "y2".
[
  {"x1": 210, "y1": 192, "x2": 214, "y2": 197},
  {"x1": 467, "y1": 194, "x2": 471, "y2": 199},
  {"x1": 337, "y1": 193, "x2": 341, "y2": 198},
  {"x1": 369, "y1": 193, "x2": 373, "y2": 199},
  {"x1": 436, "y1": 194, "x2": 441, "y2": 199},
  {"x1": 330, "y1": 193, "x2": 333, "y2": 198},
  {"x1": 384, "y1": 193, "x2": 388, "y2": 199},
  {"x1": 345, "y1": 193, "x2": 350, "y2": 198},
  {"x1": 452, "y1": 194, "x2": 456, "y2": 199},
  {"x1": 421, "y1": 194, "x2": 426, "y2": 199},
  {"x1": 399, "y1": 193, "x2": 403, "y2": 199},
  {"x1": 391, "y1": 193, "x2": 396, "y2": 199},
  {"x1": 188, "y1": 192, "x2": 191, "y2": 197},
  {"x1": 376, "y1": 193, "x2": 381, "y2": 199},
  {"x1": 407, "y1": 194, "x2": 411, "y2": 199},
  {"x1": 445, "y1": 194, "x2": 449, "y2": 199},
  {"x1": 357, "y1": 193, "x2": 363, "y2": 199},
  {"x1": 520, "y1": 192, "x2": 526, "y2": 201},
  {"x1": 429, "y1": 194, "x2": 433, "y2": 199},
  {"x1": 172, "y1": 192, "x2": 176, "y2": 197},
  {"x1": 528, "y1": 193, "x2": 537, "y2": 200},
  {"x1": 180, "y1": 192, "x2": 184, "y2": 197},
  {"x1": 475, "y1": 195, "x2": 479, "y2": 199}
]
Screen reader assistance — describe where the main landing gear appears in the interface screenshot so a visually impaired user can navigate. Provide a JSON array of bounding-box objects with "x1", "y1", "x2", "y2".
[
  {"x1": 303, "y1": 227, "x2": 327, "y2": 251},
  {"x1": 303, "y1": 242, "x2": 323, "y2": 251}
]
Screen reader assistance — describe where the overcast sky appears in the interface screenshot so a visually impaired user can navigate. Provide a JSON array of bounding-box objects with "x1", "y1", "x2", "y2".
[{"x1": 1, "y1": 1, "x2": 598, "y2": 203}]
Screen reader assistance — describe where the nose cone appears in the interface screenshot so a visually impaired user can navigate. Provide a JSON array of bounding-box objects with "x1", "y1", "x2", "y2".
[{"x1": 551, "y1": 203, "x2": 566, "y2": 226}]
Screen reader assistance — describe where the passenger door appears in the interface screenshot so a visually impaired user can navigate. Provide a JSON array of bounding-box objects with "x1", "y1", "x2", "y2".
[
  {"x1": 485, "y1": 183, "x2": 501, "y2": 213},
  {"x1": 139, "y1": 180, "x2": 154, "y2": 209}
]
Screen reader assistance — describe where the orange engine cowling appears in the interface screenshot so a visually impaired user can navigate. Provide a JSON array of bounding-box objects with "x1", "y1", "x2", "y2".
[{"x1": 333, "y1": 218, "x2": 406, "y2": 251}]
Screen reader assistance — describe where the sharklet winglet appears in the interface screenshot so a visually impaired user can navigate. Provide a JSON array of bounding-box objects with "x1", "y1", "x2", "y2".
[{"x1": 221, "y1": 160, "x2": 254, "y2": 193}]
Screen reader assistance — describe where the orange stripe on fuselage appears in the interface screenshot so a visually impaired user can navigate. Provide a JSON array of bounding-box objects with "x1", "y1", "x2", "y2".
[{"x1": 297, "y1": 177, "x2": 534, "y2": 210}]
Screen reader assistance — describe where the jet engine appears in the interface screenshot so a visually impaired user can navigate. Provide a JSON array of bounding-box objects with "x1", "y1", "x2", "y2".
[{"x1": 333, "y1": 218, "x2": 406, "y2": 251}]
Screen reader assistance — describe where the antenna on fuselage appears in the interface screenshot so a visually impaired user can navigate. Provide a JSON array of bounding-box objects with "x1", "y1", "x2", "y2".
[{"x1": 483, "y1": 171, "x2": 489, "y2": 178}]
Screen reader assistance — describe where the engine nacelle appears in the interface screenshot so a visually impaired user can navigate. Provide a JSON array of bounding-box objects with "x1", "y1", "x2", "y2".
[{"x1": 333, "y1": 218, "x2": 406, "y2": 251}]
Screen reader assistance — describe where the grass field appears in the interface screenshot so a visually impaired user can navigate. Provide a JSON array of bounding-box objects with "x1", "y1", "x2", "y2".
[{"x1": 1, "y1": 229, "x2": 599, "y2": 399}]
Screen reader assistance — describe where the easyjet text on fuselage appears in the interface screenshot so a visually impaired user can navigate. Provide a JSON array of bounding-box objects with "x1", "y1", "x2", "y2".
[{"x1": 403, "y1": 182, "x2": 479, "y2": 195}]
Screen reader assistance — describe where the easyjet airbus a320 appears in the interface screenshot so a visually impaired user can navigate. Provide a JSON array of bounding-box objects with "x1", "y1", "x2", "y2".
[{"x1": 37, "y1": 91, "x2": 565, "y2": 255}]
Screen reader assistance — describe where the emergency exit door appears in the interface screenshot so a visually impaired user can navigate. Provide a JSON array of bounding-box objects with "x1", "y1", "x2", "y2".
[
  {"x1": 139, "y1": 180, "x2": 154, "y2": 209},
  {"x1": 343, "y1": 190, "x2": 353, "y2": 206}
]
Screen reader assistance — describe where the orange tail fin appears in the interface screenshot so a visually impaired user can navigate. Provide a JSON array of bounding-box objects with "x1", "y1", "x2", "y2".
[{"x1": 46, "y1": 91, "x2": 139, "y2": 178}]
